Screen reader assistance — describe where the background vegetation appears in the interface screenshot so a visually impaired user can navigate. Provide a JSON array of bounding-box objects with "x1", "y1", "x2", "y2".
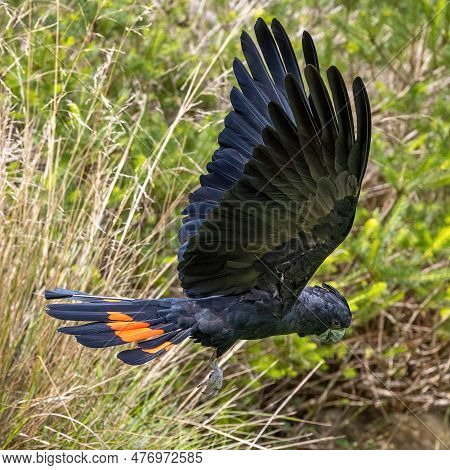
[{"x1": 0, "y1": 0, "x2": 448, "y2": 449}]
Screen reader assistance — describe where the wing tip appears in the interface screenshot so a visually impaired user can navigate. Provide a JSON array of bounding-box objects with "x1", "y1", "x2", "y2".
[
  {"x1": 302, "y1": 30, "x2": 316, "y2": 51},
  {"x1": 254, "y1": 17, "x2": 267, "y2": 30},
  {"x1": 352, "y1": 75, "x2": 365, "y2": 90},
  {"x1": 304, "y1": 63, "x2": 319, "y2": 74},
  {"x1": 271, "y1": 17, "x2": 282, "y2": 28},
  {"x1": 302, "y1": 29, "x2": 313, "y2": 41},
  {"x1": 326, "y1": 64, "x2": 339, "y2": 77},
  {"x1": 240, "y1": 29, "x2": 252, "y2": 44}
]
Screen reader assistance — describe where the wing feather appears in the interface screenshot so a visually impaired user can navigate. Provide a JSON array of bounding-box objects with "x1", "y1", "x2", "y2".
[
  {"x1": 271, "y1": 19, "x2": 304, "y2": 92},
  {"x1": 178, "y1": 19, "x2": 371, "y2": 303}
]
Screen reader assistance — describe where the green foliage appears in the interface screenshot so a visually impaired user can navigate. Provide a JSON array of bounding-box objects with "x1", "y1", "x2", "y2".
[{"x1": 0, "y1": 0, "x2": 448, "y2": 450}]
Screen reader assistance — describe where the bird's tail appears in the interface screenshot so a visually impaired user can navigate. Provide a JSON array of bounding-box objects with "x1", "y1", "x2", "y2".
[{"x1": 45, "y1": 288, "x2": 191, "y2": 366}]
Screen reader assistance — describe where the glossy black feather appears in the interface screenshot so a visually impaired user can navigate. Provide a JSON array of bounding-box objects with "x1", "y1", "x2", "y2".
[
  {"x1": 45, "y1": 19, "x2": 370, "y2": 372},
  {"x1": 254, "y1": 18, "x2": 287, "y2": 99},
  {"x1": 178, "y1": 18, "x2": 371, "y2": 303},
  {"x1": 271, "y1": 19, "x2": 303, "y2": 90}
]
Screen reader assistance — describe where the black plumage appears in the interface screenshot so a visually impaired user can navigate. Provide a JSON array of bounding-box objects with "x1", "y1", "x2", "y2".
[{"x1": 45, "y1": 18, "x2": 371, "y2": 397}]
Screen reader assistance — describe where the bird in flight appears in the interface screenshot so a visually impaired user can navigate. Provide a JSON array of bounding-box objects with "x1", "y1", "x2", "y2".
[{"x1": 46, "y1": 18, "x2": 371, "y2": 398}]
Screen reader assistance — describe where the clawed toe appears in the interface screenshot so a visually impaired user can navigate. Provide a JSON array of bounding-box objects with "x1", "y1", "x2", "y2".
[{"x1": 198, "y1": 354, "x2": 223, "y2": 398}]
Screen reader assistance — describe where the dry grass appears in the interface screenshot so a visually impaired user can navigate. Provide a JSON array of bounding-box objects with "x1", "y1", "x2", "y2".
[{"x1": 0, "y1": 0, "x2": 448, "y2": 449}]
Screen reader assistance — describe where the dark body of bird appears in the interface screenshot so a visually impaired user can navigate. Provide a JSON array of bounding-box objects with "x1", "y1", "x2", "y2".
[{"x1": 46, "y1": 17, "x2": 371, "y2": 397}]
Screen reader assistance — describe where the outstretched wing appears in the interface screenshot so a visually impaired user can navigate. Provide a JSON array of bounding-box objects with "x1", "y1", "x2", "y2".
[{"x1": 177, "y1": 18, "x2": 371, "y2": 305}]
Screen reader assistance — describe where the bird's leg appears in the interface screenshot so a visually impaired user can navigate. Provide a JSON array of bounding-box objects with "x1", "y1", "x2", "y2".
[{"x1": 198, "y1": 351, "x2": 223, "y2": 398}]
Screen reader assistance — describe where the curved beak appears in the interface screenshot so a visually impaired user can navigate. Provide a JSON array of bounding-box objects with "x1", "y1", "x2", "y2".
[{"x1": 310, "y1": 328, "x2": 346, "y2": 344}]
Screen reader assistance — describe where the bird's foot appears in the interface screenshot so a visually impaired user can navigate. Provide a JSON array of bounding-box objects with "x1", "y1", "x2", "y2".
[{"x1": 198, "y1": 354, "x2": 223, "y2": 398}]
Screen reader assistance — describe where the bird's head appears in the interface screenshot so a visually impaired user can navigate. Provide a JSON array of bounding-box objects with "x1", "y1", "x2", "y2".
[{"x1": 295, "y1": 283, "x2": 352, "y2": 344}]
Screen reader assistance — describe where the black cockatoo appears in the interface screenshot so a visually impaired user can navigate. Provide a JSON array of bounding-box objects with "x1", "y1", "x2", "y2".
[{"x1": 46, "y1": 18, "x2": 371, "y2": 397}]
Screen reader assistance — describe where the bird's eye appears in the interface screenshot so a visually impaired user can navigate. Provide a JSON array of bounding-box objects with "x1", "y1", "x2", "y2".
[{"x1": 332, "y1": 319, "x2": 341, "y2": 328}]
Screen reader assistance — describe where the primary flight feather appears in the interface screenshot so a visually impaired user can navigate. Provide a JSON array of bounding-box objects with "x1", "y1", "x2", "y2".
[{"x1": 46, "y1": 18, "x2": 371, "y2": 397}]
